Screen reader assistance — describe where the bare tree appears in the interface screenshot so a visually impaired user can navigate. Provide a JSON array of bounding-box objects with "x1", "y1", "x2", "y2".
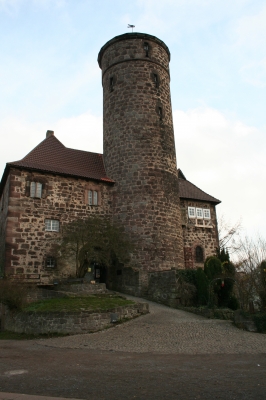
[
  {"x1": 58, "y1": 216, "x2": 134, "y2": 278},
  {"x1": 234, "y1": 235, "x2": 266, "y2": 311},
  {"x1": 218, "y1": 215, "x2": 242, "y2": 255}
]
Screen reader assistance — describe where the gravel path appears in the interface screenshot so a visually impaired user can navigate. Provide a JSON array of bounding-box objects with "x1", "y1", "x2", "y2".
[{"x1": 38, "y1": 296, "x2": 266, "y2": 354}]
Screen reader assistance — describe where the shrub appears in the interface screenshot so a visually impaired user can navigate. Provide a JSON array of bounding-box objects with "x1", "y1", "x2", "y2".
[
  {"x1": 195, "y1": 268, "x2": 208, "y2": 305},
  {"x1": 176, "y1": 269, "x2": 197, "y2": 286},
  {"x1": 0, "y1": 279, "x2": 29, "y2": 310},
  {"x1": 253, "y1": 312, "x2": 266, "y2": 333},
  {"x1": 259, "y1": 261, "x2": 266, "y2": 311},
  {"x1": 204, "y1": 257, "x2": 222, "y2": 280}
]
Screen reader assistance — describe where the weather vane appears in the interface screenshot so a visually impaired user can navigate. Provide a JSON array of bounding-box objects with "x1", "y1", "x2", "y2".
[{"x1": 127, "y1": 24, "x2": 135, "y2": 32}]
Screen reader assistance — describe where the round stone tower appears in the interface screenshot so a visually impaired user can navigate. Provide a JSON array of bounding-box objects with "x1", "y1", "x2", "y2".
[{"x1": 98, "y1": 33, "x2": 184, "y2": 277}]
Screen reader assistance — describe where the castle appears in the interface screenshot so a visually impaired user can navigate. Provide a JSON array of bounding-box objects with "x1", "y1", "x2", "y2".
[{"x1": 0, "y1": 33, "x2": 220, "y2": 295}]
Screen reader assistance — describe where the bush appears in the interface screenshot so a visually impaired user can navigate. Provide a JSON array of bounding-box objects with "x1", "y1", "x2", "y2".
[
  {"x1": 259, "y1": 261, "x2": 266, "y2": 310},
  {"x1": 253, "y1": 312, "x2": 266, "y2": 333},
  {"x1": 0, "y1": 279, "x2": 29, "y2": 310},
  {"x1": 204, "y1": 257, "x2": 222, "y2": 280},
  {"x1": 176, "y1": 269, "x2": 197, "y2": 286},
  {"x1": 195, "y1": 268, "x2": 208, "y2": 306}
]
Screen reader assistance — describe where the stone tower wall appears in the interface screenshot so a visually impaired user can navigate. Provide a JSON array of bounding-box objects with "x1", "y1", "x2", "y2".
[{"x1": 98, "y1": 33, "x2": 184, "y2": 273}]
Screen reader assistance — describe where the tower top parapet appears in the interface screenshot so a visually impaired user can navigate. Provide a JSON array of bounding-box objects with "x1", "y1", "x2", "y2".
[{"x1": 97, "y1": 32, "x2": 171, "y2": 68}]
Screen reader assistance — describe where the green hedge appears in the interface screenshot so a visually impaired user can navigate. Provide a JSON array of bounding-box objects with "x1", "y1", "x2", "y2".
[{"x1": 253, "y1": 312, "x2": 266, "y2": 333}]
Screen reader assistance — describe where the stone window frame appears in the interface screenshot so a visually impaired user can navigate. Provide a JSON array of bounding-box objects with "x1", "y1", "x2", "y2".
[
  {"x1": 30, "y1": 182, "x2": 42, "y2": 198},
  {"x1": 109, "y1": 75, "x2": 116, "y2": 92},
  {"x1": 195, "y1": 245, "x2": 204, "y2": 263},
  {"x1": 45, "y1": 219, "x2": 60, "y2": 232},
  {"x1": 151, "y1": 71, "x2": 160, "y2": 88},
  {"x1": 85, "y1": 183, "x2": 101, "y2": 206},
  {"x1": 156, "y1": 102, "x2": 163, "y2": 121},
  {"x1": 26, "y1": 176, "x2": 48, "y2": 199},
  {"x1": 45, "y1": 256, "x2": 57, "y2": 269},
  {"x1": 143, "y1": 41, "x2": 152, "y2": 57}
]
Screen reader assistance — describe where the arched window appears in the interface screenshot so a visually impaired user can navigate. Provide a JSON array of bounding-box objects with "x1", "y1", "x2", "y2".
[{"x1": 195, "y1": 246, "x2": 204, "y2": 263}]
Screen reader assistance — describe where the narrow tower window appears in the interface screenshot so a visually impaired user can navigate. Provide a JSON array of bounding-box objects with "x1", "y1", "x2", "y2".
[
  {"x1": 144, "y1": 42, "x2": 149, "y2": 57},
  {"x1": 153, "y1": 73, "x2": 159, "y2": 88},
  {"x1": 109, "y1": 76, "x2": 114, "y2": 92},
  {"x1": 158, "y1": 106, "x2": 163, "y2": 120}
]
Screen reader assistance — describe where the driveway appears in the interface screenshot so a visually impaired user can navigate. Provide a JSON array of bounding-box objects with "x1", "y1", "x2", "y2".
[
  {"x1": 38, "y1": 295, "x2": 266, "y2": 354},
  {"x1": 0, "y1": 297, "x2": 266, "y2": 400}
]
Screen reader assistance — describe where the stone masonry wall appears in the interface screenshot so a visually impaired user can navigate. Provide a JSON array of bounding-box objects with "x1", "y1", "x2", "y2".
[
  {"x1": 100, "y1": 33, "x2": 184, "y2": 276},
  {"x1": 0, "y1": 175, "x2": 10, "y2": 275},
  {"x1": 180, "y1": 200, "x2": 219, "y2": 269},
  {"x1": 4, "y1": 302, "x2": 149, "y2": 334},
  {"x1": 3, "y1": 168, "x2": 113, "y2": 284}
]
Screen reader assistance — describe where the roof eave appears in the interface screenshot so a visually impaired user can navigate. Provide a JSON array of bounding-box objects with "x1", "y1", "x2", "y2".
[
  {"x1": 179, "y1": 195, "x2": 221, "y2": 205},
  {"x1": 5, "y1": 163, "x2": 115, "y2": 185}
]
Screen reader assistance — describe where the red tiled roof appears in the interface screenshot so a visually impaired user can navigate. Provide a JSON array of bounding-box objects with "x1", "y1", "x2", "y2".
[
  {"x1": 178, "y1": 169, "x2": 221, "y2": 204},
  {"x1": 8, "y1": 135, "x2": 114, "y2": 183}
]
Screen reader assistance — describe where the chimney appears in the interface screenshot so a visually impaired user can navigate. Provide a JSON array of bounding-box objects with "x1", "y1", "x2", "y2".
[{"x1": 46, "y1": 130, "x2": 54, "y2": 138}]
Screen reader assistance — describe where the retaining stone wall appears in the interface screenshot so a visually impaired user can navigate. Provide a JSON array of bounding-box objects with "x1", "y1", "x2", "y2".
[{"x1": 4, "y1": 302, "x2": 149, "y2": 334}]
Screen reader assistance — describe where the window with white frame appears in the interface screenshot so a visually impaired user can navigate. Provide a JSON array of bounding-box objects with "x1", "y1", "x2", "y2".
[
  {"x1": 196, "y1": 208, "x2": 203, "y2": 218},
  {"x1": 188, "y1": 207, "x2": 211, "y2": 220},
  {"x1": 30, "y1": 182, "x2": 42, "y2": 198},
  {"x1": 45, "y1": 219, "x2": 60, "y2": 232},
  {"x1": 88, "y1": 190, "x2": 98, "y2": 206},
  {"x1": 203, "y1": 209, "x2": 211, "y2": 219},
  {"x1": 188, "y1": 207, "x2": 196, "y2": 218}
]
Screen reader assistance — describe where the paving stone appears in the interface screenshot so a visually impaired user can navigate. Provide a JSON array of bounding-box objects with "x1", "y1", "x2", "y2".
[{"x1": 38, "y1": 296, "x2": 266, "y2": 354}]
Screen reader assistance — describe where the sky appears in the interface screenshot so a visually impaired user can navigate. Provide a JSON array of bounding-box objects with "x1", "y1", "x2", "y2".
[{"x1": 0, "y1": 0, "x2": 265, "y2": 241}]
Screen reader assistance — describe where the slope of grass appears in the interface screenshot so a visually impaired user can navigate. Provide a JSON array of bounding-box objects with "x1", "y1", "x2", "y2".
[{"x1": 23, "y1": 294, "x2": 134, "y2": 313}]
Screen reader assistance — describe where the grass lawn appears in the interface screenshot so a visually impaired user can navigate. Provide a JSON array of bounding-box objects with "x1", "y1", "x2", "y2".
[{"x1": 22, "y1": 294, "x2": 135, "y2": 313}]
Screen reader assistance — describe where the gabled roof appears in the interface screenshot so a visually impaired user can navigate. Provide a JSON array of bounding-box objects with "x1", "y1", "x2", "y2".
[
  {"x1": 178, "y1": 169, "x2": 221, "y2": 205},
  {"x1": 6, "y1": 134, "x2": 114, "y2": 183}
]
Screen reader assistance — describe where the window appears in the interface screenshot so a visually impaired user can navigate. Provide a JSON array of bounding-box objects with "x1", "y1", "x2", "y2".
[
  {"x1": 30, "y1": 182, "x2": 42, "y2": 198},
  {"x1": 195, "y1": 246, "x2": 204, "y2": 262},
  {"x1": 158, "y1": 106, "x2": 163, "y2": 120},
  {"x1": 110, "y1": 76, "x2": 114, "y2": 92},
  {"x1": 46, "y1": 257, "x2": 56, "y2": 268},
  {"x1": 203, "y1": 209, "x2": 211, "y2": 219},
  {"x1": 45, "y1": 219, "x2": 59, "y2": 232},
  {"x1": 93, "y1": 190, "x2": 98, "y2": 205},
  {"x1": 153, "y1": 73, "x2": 159, "y2": 88},
  {"x1": 189, "y1": 207, "x2": 211, "y2": 220},
  {"x1": 144, "y1": 42, "x2": 149, "y2": 57},
  {"x1": 88, "y1": 190, "x2": 98, "y2": 206},
  {"x1": 196, "y1": 208, "x2": 203, "y2": 218},
  {"x1": 188, "y1": 207, "x2": 196, "y2": 218}
]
